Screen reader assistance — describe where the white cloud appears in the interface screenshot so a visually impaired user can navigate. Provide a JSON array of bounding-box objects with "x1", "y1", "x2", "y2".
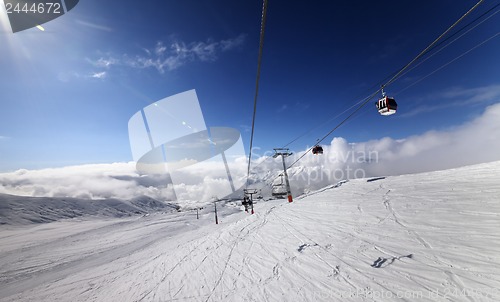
[
  {"x1": 85, "y1": 56, "x2": 119, "y2": 72},
  {"x1": 60, "y1": 57, "x2": 113, "y2": 82},
  {"x1": 220, "y1": 34, "x2": 246, "y2": 51},
  {"x1": 87, "y1": 34, "x2": 246, "y2": 75},
  {"x1": 2, "y1": 102, "x2": 499, "y2": 203},
  {"x1": 75, "y1": 19, "x2": 113, "y2": 32},
  {"x1": 401, "y1": 84, "x2": 500, "y2": 117},
  {"x1": 0, "y1": 162, "x2": 175, "y2": 201},
  {"x1": 154, "y1": 41, "x2": 167, "y2": 56},
  {"x1": 440, "y1": 85, "x2": 500, "y2": 101},
  {"x1": 251, "y1": 102, "x2": 500, "y2": 196},
  {"x1": 90, "y1": 71, "x2": 107, "y2": 79}
]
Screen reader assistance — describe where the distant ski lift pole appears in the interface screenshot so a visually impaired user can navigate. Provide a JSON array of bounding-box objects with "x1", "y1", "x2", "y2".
[
  {"x1": 213, "y1": 197, "x2": 219, "y2": 224},
  {"x1": 273, "y1": 148, "x2": 293, "y2": 203}
]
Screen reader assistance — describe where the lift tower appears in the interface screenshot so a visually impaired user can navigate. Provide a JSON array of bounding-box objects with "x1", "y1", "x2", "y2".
[{"x1": 273, "y1": 148, "x2": 293, "y2": 203}]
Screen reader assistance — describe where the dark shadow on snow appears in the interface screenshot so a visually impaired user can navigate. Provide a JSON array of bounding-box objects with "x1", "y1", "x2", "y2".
[
  {"x1": 298, "y1": 243, "x2": 319, "y2": 253},
  {"x1": 367, "y1": 177, "x2": 386, "y2": 182},
  {"x1": 371, "y1": 254, "x2": 413, "y2": 268}
]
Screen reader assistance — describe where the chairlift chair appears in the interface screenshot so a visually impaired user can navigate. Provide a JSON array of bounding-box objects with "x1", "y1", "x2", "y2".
[
  {"x1": 271, "y1": 186, "x2": 287, "y2": 198},
  {"x1": 271, "y1": 174, "x2": 287, "y2": 198}
]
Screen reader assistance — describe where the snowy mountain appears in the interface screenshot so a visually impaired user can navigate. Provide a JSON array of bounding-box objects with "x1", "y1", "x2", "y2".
[
  {"x1": 0, "y1": 194, "x2": 179, "y2": 226},
  {"x1": 0, "y1": 161, "x2": 499, "y2": 301}
]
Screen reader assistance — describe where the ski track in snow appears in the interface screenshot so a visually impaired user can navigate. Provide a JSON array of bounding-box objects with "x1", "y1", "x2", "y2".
[{"x1": 1, "y1": 161, "x2": 500, "y2": 301}]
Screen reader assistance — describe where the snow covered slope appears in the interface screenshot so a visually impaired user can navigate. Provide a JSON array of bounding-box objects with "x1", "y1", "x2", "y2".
[{"x1": 1, "y1": 161, "x2": 499, "y2": 301}]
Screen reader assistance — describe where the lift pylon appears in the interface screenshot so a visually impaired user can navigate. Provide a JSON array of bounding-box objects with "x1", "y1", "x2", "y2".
[{"x1": 273, "y1": 148, "x2": 293, "y2": 203}]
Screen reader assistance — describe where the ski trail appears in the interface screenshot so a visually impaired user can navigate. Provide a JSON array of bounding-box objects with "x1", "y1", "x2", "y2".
[
  {"x1": 137, "y1": 241, "x2": 201, "y2": 301},
  {"x1": 444, "y1": 270, "x2": 476, "y2": 302},
  {"x1": 383, "y1": 187, "x2": 432, "y2": 249},
  {"x1": 271, "y1": 209, "x2": 364, "y2": 291},
  {"x1": 205, "y1": 229, "x2": 243, "y2": 302},
  {"x1": 205, "y1": 206, "x2": 275, "y2": 301}
]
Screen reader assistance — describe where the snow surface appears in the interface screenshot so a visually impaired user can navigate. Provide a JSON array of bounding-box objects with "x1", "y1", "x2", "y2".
[{"x1": 1, "y1": 161, "x2": 500, "y2": 301}]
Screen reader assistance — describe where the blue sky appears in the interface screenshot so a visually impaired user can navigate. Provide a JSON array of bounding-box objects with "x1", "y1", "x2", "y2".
[{"x1": 0, "y1": 0, "x2": 499, "y2": 172}]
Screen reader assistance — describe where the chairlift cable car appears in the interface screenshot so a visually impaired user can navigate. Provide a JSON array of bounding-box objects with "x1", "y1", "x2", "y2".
[
  {"x1": 312, "y1": 139, "x2": 323, "y2": 155},
  {"x1": 312, "y1": 146, "x2": 323, "y2": 155},
  {"x1": 376, "y1": 86, "x2": 398, "y2": 116}
]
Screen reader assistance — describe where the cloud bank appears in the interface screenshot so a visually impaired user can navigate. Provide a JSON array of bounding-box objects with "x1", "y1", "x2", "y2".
[
  {"x1": 1, "y1": 103, "x2": 499, "y2": 203},
  {"x1": 400, "y1": 84, "x2": 500, "y2": 117},
  {"x1": 252, "y1": 102, "x2": 500, "y2": 195}
]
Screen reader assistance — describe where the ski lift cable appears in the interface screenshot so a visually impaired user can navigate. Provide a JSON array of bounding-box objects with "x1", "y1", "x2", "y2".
[
  {"x1": 246, "y1": 0, "x2": 269, "y2": 188},
  {"x1": 383, "y1": 0, "x2": 485, "y2": 89},
  {"x1": 278, "y1": 1, "x2": 496, "y2": 153},
  {"x1": 248, "y1": 0, "x2": 490, "y2": 183},
  {"x1": 246, "y1": 87, "x2": 386, "y2": 176},
  {"x1": 246, "y1": 95, "x2": 379, "y2": 182},
  {"x1": 282, "y1": 95, "x2": 372, "y2": 148},
  {"x1": 287, "y1": 89, "x2": 382, "y2": 169},
  {"x1": 248, "y1": 77, "x2": 394, "y2": 175},
  {"x1": 421, "y1": 2, "x2": 499, "y2": 57},
  {"x1": 395, "y1": 31, "x2": 500, "y2": 96},
  {"x1": 287, "y1": 0, "x2": 486, "y2": 170},
  {"x1": 285, "y1": 29, "x2": 500, "y2": 172},
  {"x1": 396, "y1": 5, "x2": 500, "y2": 85},
  {"x1": 253, "y1": 104, "x2": 371, "y2": 190}
]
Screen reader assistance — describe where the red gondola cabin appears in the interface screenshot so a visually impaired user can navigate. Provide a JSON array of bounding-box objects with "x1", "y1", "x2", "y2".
[
  {"x1": 312, "y1": 145, "x2": 323, "y2": 155},
  {"x1": 376, "y1": 96, "x2": 398, "y2": 116}
]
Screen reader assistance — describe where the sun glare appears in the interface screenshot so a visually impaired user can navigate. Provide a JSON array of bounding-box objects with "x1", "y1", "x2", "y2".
[{"x1": 0, "y1": 0, "x2": 13, "y2": 33}]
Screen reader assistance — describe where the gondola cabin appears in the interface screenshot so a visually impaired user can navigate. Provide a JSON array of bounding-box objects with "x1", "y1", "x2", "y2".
[
  {"x1": 376, "y1": 96, "x2": 398, "y2": 116},
  {"x1": 312, "y1": 145, "x2": 323, "y2": 155}
]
